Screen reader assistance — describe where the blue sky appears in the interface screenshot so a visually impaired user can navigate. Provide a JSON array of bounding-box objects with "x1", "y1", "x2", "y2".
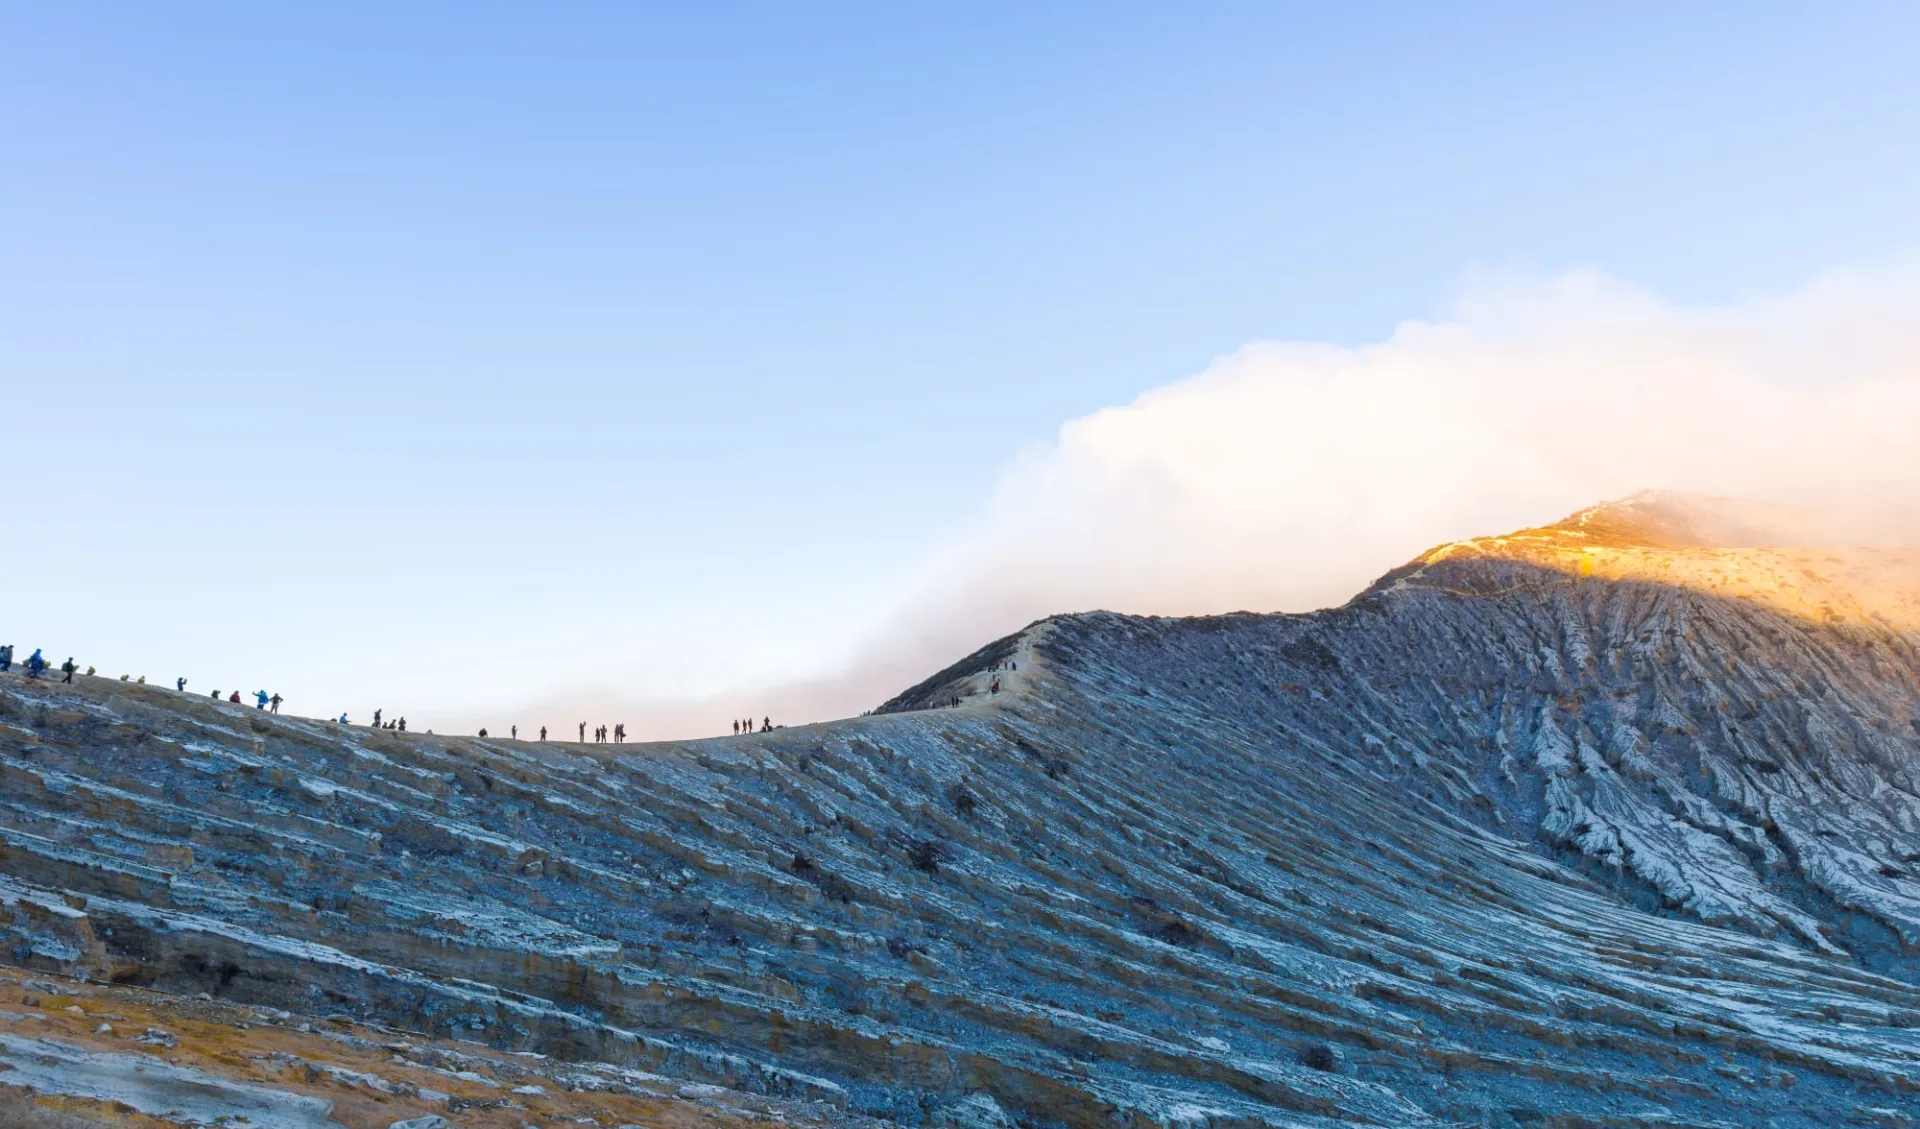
[{"x1": 4, "y1": 4, "x2": 1918, "y2": 731}]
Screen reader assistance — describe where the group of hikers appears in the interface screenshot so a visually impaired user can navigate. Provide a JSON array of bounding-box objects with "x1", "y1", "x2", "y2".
[
  {"x1": 463, "y1": 721, "x2": 626, "y2": 744},
  {"x1": 0, "y1": 646, "x2": 78, "y2": 683},
  {"x1": 0, "y1": 643, "x2": 665, "y2": 750},
  {"x1": 200, "y1": 684, "x2": 283, "y2": 712},
  {"x1": 1, "y1": 644, "x2": 293, "y2": 716},
  {"x1": 2, "y1": 641, "x2": 957, "y2": 750},
  {"x1": 930, "y1": 658, "x2": 1020, "y2": 709}
]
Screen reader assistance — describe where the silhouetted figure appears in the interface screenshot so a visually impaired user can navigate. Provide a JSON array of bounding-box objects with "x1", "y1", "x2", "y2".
[
  {"x1": 177, "y1": 677, "x2": 187, "y2": 692},
  {"x1": 0, "y1": 644, "x2": 11, "y2": 672},
  {"x1": 229, "y1": 691, "x2": 241, "y2": 703},
  {"x1": 61, "y1": 658, "x2": 76, "y2": 684},
  {"x1": 211, "y1": 689, "x2": 220, "y2": 699},
  {"x1": 732, "y1": 720, "x2": 739, "y2": 735},
  {"x1": 578, "y1": 721, "x2": 586, "y2": 742},
  {"x1": 479, "y1": 728, "x2": 488, "y2": 738},
  {"x1": 511, "y1": 725, "x2": 518, "y2": 739},
  {"x1": 26, "y1": 649, "x2": 46, "y2": 679},
  {"x1": 373, "y1": 709, "x2": 382, "y2": 729},
  {"x1": 270, "y1": 693, "x2": 282, "y2": 714},
  {"x1": 398, "y1": 717, "x2": 407, "y2": 733},
  {"x1": 540, "y1": 726, "x2": 547, "y2": 741},
  {"x1": 615, "y1": 723, "x2": 624, "y2": 744},
  {"x1": 761, "y1": 716, "x2": 771, "y2": 733}
]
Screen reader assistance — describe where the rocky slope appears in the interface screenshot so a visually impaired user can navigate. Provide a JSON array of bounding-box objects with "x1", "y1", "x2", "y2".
[{"x1": 4, "y1": 492, "x2": 1920, "y2": 1128}]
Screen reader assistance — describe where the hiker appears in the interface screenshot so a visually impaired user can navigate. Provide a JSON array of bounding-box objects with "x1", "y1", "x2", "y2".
[
  {"x1": 270, "y1": 693, "x2": 282, "y2": 714},
  {"x1": 0, "y1": 644, "x2": 11, "y2": 672},
  {"x1": 211, "y1": 689, "x2": 220, "y2": 699},
  {"x1": 511, "y1": 725, "x2": 518, "y2": 739},
  {"x1": 539, "y1": 726, "x2": 547, "y2": 741},
  {"x1": 615, "y1": 723, "x2": 624, "y2": 744},
  {"x1": 61, "y1": 658, "x2": 76, "y2": 684},
  {"x1": 761, "y1": 716, "x2": 770, "y2": 733},
  {"x1": 373, "y1": 708, "x2": 382, "y2": 729},
  {"x1": 27, "y1": 649, "x2": 47, "y2": 679},
  {"x1": 397, "y1": 717, "x2": 406, "y2": 733},
  {"x1": 578, "y1": 721, "x2": 586, "y2": 742},
  {"x1": 338, "y1": 712, "x2": 349, "y2": 724},
  {"x1": 176, "y1": 677, "x2": 187, "y2": 691},
  {"x1": 479, "y1": 728, "x2": 488, "y2": 738},
  {"x1": 229, "y1": 691, "x2": 241, "y2": 703}
]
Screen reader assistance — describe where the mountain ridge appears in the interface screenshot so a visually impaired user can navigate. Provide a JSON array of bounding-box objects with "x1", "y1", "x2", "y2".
[{"x1": 3, "y1": 491, "x2": 1920, "y2": 1126}]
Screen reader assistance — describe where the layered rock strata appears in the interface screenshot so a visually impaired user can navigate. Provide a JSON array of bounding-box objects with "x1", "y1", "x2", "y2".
[{"x1": 3, "y1": 493, "x2": 1920, "y2": 1127}]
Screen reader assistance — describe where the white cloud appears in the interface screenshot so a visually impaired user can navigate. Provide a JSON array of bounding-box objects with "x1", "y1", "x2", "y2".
[{"x1": 520, "y1": 264, "x2": 1920, "y2": 738}]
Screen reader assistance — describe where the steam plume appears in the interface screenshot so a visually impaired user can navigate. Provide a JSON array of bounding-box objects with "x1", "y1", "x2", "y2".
[{"x1": 523, "y1": 264, "x2": 1920, "y2": 738}]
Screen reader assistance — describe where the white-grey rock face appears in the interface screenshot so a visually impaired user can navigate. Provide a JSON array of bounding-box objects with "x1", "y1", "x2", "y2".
[{"x1": 4, "y1": 492, "x2": 1920, "y2": 1128}]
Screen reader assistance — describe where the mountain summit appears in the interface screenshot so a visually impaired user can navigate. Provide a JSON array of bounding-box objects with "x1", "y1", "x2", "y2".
[{"x1": 3, "y1": 494, "x2": 1919, "y2": 1126}]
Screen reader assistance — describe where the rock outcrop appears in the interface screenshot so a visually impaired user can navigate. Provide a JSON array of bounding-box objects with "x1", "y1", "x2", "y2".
[{"x1": 4, "y1": 491, "x2": 1920, "y2": 1127}]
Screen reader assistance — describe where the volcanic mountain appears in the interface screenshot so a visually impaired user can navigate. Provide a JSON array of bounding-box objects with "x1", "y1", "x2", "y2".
[{"x1": 3, "y1": 492, "x2": 1919, "y2": 1127}]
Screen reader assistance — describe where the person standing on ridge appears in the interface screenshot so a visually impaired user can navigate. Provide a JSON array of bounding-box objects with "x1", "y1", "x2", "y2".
[
  {"x1": 61, "y1": 658, "x2": 76, "y2": 684},
  {"x1": 270, "y1": 693, "x2": 282, "y2": 714},
  {"x1": 511, "y1": 725, "x2": 518, "y2": 739},
  {"x1": 539, "y1": 725, "x2": 547, "y2": 741},
  {"x1": 229, "y1": 691, "x2": 241, "y2": 703},
  {"x1": 176, "y1": 677, "x2": 187, "y2": 692},
  {"x1": 373, "y1": 709, "x2": 382, "y2": 729},
  {"x1": 0, "y1": 644, "x2": 11, "y2": 672},
  {"x1": 397, "y1": 717, "x2": 406, "y2": 733},
  {"x1": 254, "y1": 690, "x2": 268, "y2": 710},
  {"x1": 578, "y1": 721, "x2": 586, "y2": 742},
  {"x1": 27, "y1": 649, "x2": 46, "y2": 679}
]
